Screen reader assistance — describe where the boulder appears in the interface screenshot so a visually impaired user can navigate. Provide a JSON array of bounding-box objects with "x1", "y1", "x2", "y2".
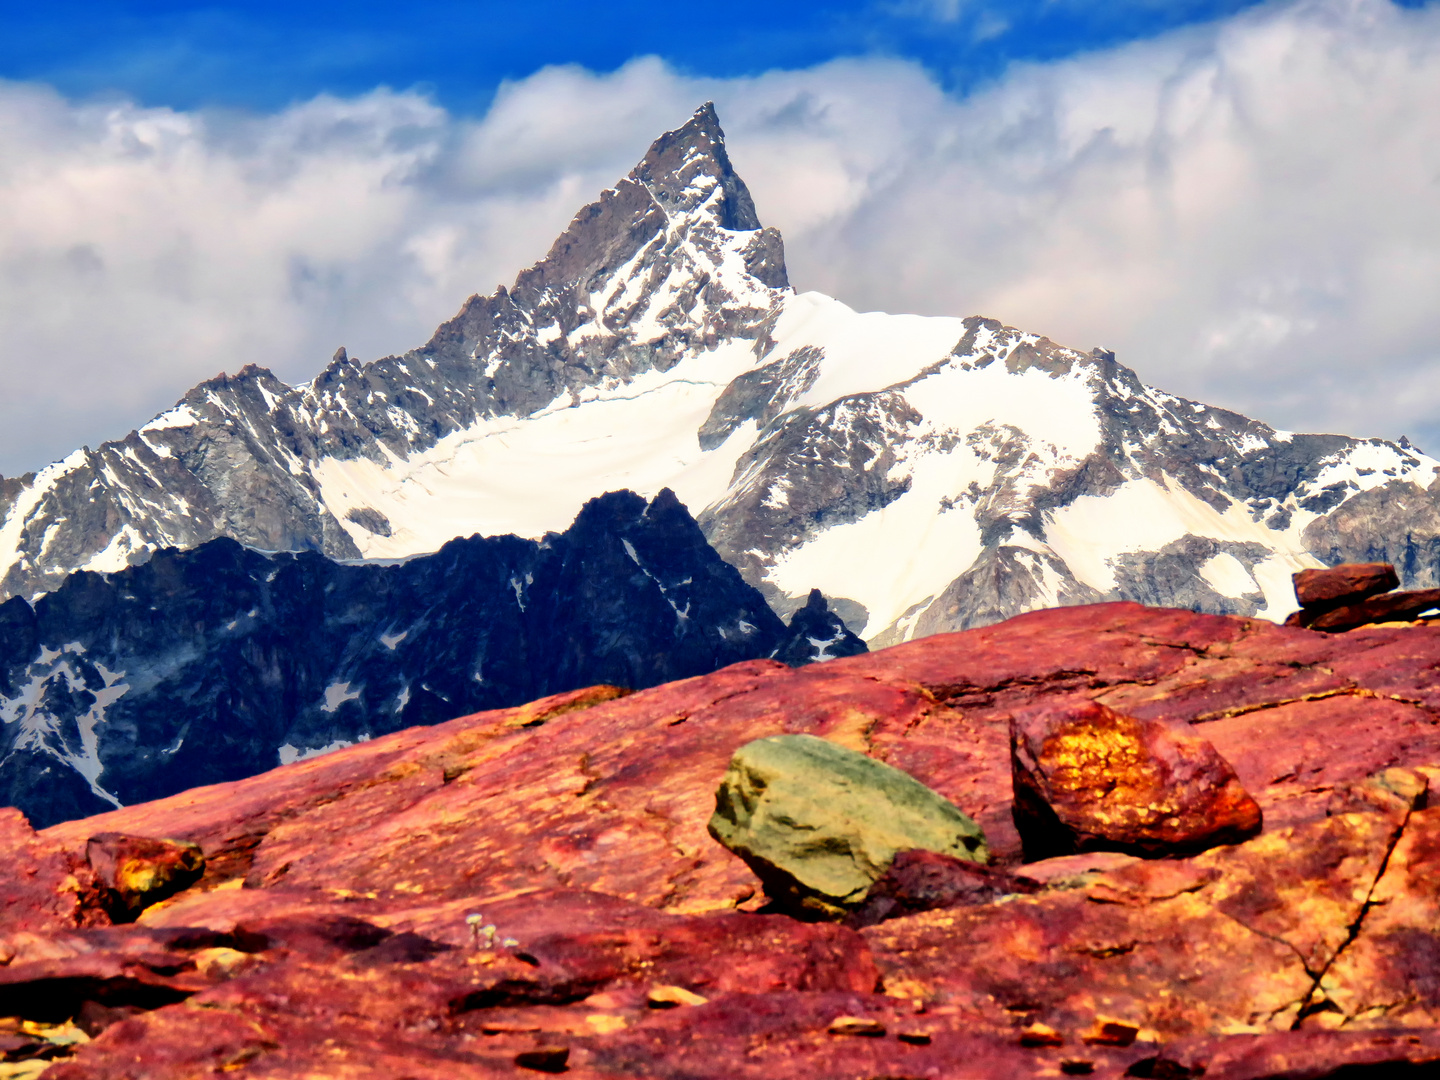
[
  {"x1": 85, "y1": 833, "x2": 205, "y2": 921},
  {"x1": 1010, "y1": 699, "x2": 1261, "y2": 860},
  {"x1": 708, "y1": 734, "x2": 987, "y2": 917},
  {"x1": 1292, "y1": 563, "x2": 1399, "y2": 609}
]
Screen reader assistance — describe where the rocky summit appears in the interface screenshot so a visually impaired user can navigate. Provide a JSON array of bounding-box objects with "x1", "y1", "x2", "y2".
[
  {"x1": 4, "y1": 104, "x2": 1440, "y2": 643},
  {"x1": 4, "y1": 601, "x2": 1440, "y2": 1077},
  {"x1": 0, "y1": 488, "x2": 862, "y2": 830}
]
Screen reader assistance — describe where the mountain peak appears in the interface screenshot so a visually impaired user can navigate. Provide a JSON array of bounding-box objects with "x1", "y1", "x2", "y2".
[{"x1": 633, "y1": 102, "x2": 762, "y2": 231}]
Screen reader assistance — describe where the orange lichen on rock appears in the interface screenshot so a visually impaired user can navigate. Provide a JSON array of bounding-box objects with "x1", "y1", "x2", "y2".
[{"x1": 1010, "y1": 698, "x2": 1262, "y2": 859}]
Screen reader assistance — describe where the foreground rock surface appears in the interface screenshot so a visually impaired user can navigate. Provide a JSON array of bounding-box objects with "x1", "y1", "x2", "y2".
[
  {"x1": 708, "y1": 734, "x2": 987, "y2": 917},
  {"x1": 5, "y1": 602, "x2": 1440, "y2": 1076}
]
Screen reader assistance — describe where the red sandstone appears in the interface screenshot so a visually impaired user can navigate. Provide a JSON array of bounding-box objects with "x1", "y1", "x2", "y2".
[{"x1": 1, "y1": 602, "x2": 1439, "y2": 1077}]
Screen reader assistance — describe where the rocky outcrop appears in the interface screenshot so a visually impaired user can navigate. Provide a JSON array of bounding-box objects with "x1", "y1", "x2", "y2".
[
  {"x1": 0, "y1": 488, "x2": 862, "y2": 828},
  {"x1": 708, "y1": 734, "x2": 987, "y2": 917},
  {"x1": 1, "y1": 603, "x2": 1440, "y2": 1076},
  {"x1": 1293, "y1": 562, "x2": 1399, "y2": 608},
  {"x1": 1287, "y1": 560, "x2": 1440, "y2": 631}
]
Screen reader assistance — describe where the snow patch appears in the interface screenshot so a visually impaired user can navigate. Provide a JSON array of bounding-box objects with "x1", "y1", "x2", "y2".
[
  {"x1": 278, "y1": 734, "x2": 368, "y2": 767},
  {"x1": 320, "y1": 681, "x2": 363, "y2": 713}
]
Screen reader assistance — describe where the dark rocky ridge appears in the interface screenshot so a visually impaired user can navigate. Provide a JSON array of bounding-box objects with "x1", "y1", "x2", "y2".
[{"x1": 0, "y1": 489, "x2": 863, "y2": 828}]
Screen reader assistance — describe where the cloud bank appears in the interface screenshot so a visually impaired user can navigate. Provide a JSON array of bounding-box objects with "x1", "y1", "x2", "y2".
[{"x1": 2, "y1": 0, "x2": 1440, "y2": 474}]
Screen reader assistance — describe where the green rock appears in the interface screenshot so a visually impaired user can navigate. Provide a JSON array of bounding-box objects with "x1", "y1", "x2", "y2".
[{"x1": 708, "y1": 734, "x2": 988, "y2": 917}]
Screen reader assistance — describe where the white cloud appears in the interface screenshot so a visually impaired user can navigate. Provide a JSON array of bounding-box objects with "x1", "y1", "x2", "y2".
[{"x1": 3, "y1": 0, "x2": 1440, "y2": 475}]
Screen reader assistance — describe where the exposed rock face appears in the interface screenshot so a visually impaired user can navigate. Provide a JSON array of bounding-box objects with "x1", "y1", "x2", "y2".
[
  {"x1": 1287, "y1": 560, "x2": 1440, "y2": 631},
  {"x1": 0, "y1": 489, "x2": 859, "y2": 828},
  {"x1": 4, "y1": 603, "x2": 1440, "y2": 1075},
  {"x1": 1010, "y1": 698, "x2": 1263, "y2": 859},
  {"x1": 3, "y1": 106, "x2": 1439, "y2": 642},
  {"x1": 84, "y1": 834, "x2": 205, "y2": 921},
  {"x1": 708, "y1": 734, "x2": 987, "y2": 917}
]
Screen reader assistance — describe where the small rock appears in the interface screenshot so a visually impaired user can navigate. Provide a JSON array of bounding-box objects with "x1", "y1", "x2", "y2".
[
  {"x1": 1293, "y1": 563, "x2": 1399, "y2": 609},
  {"x1": 709, "y1": 734, "x2": 988, "y2": 918},
  {"x1": 514, "y1": 1045, "x2": 570, "y2": 1072},
  {"x1": 1019, "y1": 1022, "x2": 1064, "y2": 1047},
  {"x1": 1082, "y1": 1018, "x2": 1139, "y2": 1047},
  {"x1": 896, "y1": 1030, "x2": 932, "y2": 1045},
  {"x1": 85, "y1": 832, "x2": 205, "y2": 920},
  {"x1": 646, "y1": 984, "x2": 709, "y2": 1008},
  {"x1": 1010, "y1": 699, "x2": 1262, "y2": 860},
  {"x1": 827, "y1": 1016, "x2": 886, "y2": 1037},
  {"x1": 191, "y1": 946, "x2": 257, "y2": 979},
  {"x1": 847, "y1": 849, "x2": 1034, "y2": 927},
  {"x1": 1061, "y1": 1060, "x2": 1096, "y2": 1075}
]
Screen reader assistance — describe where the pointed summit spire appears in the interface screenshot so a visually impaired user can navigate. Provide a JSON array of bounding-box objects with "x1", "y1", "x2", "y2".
[{"x1": 633, "y1": 102, "x2": 762, "y2": 231}]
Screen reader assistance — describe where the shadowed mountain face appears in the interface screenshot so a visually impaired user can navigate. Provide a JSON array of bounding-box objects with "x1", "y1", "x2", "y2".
[
  {"x1": 2, "y1": 103, "x2": 1439, "y2": 645},
  {"x1": 0, "y1": 489, "x2": 863, "y2": 828}
]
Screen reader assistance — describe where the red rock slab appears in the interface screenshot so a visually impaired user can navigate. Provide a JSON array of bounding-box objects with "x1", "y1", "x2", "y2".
[
  {"x1": 34, "y1": 603, "x2": 1440, "y2": 901},
  {"x1": 865, "y1": 801, "x2": 1419, "y2": 1041},
  {"x1": 1010, "y1": 698, "x2": 1261, "y2": 859},
  {"x1": 240, "y1": 662, "x2": 947, "y2": 911},
  {"x1": 864, "y1": 885, "x2": 1311, "y2": 1041},
  {"x1": 1302, "y1": 587, "x2": 1440, "y2": 631},
  {"x1": 825, "y1": 602, "x2": 1246, "y2": 697},
  {"x1": 1094, "y1": 654, "x2": 1352, "y2": 724},
  {"x1": 1193, "y1": 810, "x2": 1404, "y2": 976},
  {"x1": 0, "y1": 808, "x2": 104, "y2": 933},
  {"x1": 40, "y1": 682, "x2": 642, "y2": 868},
  {"x1": 1198, "y1": 695, "x2": 1440, "y2": 831},
  {"x1": 1293, "y1": 563, "x2": 1399, "y2": 608},
  {"x1": 45, "y1": 898, "x2": 881, "y2": 1080},
  {"x1": 1153, "y1": 1027, "x2": 1440, "y2": 1079},
  {"x1": 1320, "y1": 805, "x2": 1440, "y2": 1026},
  {"x1": 1322, "y1": 623, "x2": 1440, "y2": 711}
]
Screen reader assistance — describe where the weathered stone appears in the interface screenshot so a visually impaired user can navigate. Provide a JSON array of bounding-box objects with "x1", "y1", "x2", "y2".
[
  {"x1": 1293, "y1": 562, "x2": 1399, "y2": 608},
  {"x1": 1010, "y1": 698, "x2": 1262, "y2": 860},
  {"x1": 1299, "y1": 586, "x2": 1440, "y2": 631},
  {"x1": 84, "y1": 834, "x2": 204, "y2": 921},
  {"x1": 708, "y1": 734, "x2": 988, "y2": 917}
]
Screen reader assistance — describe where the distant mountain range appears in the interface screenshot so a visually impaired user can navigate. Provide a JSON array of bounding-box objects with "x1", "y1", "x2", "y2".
[
  {"x1": 3, "y1": 103, "x2": 1437, "y2": 645},
  {"x1": 0, "y1": 488, "x2": 862, "y2": 827}
]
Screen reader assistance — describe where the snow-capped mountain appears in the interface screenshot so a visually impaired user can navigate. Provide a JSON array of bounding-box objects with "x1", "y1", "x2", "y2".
[
  {"x1": 2, "y1": 102, "x2": 1437, "y2": 643},
  {"x1": 0, "y1": 489, "x2": 863, "y2": 828}
]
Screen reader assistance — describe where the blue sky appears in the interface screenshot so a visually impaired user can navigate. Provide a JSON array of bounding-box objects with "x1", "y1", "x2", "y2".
[
  {"x1": 2, "y1": 1, "x2": 1283, "y2": 113},
  {"x1": 3, "y1": 0, "x2": 1440, "y2": 474}
]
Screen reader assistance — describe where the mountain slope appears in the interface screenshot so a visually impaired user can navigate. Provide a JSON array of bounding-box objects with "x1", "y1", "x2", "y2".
[
  {"x1": 0, "y1": 489, "x2": 863, "y2": 828},
  {"x1": 2, "y1": 103, "x2": 1438, "y2": 641}
]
